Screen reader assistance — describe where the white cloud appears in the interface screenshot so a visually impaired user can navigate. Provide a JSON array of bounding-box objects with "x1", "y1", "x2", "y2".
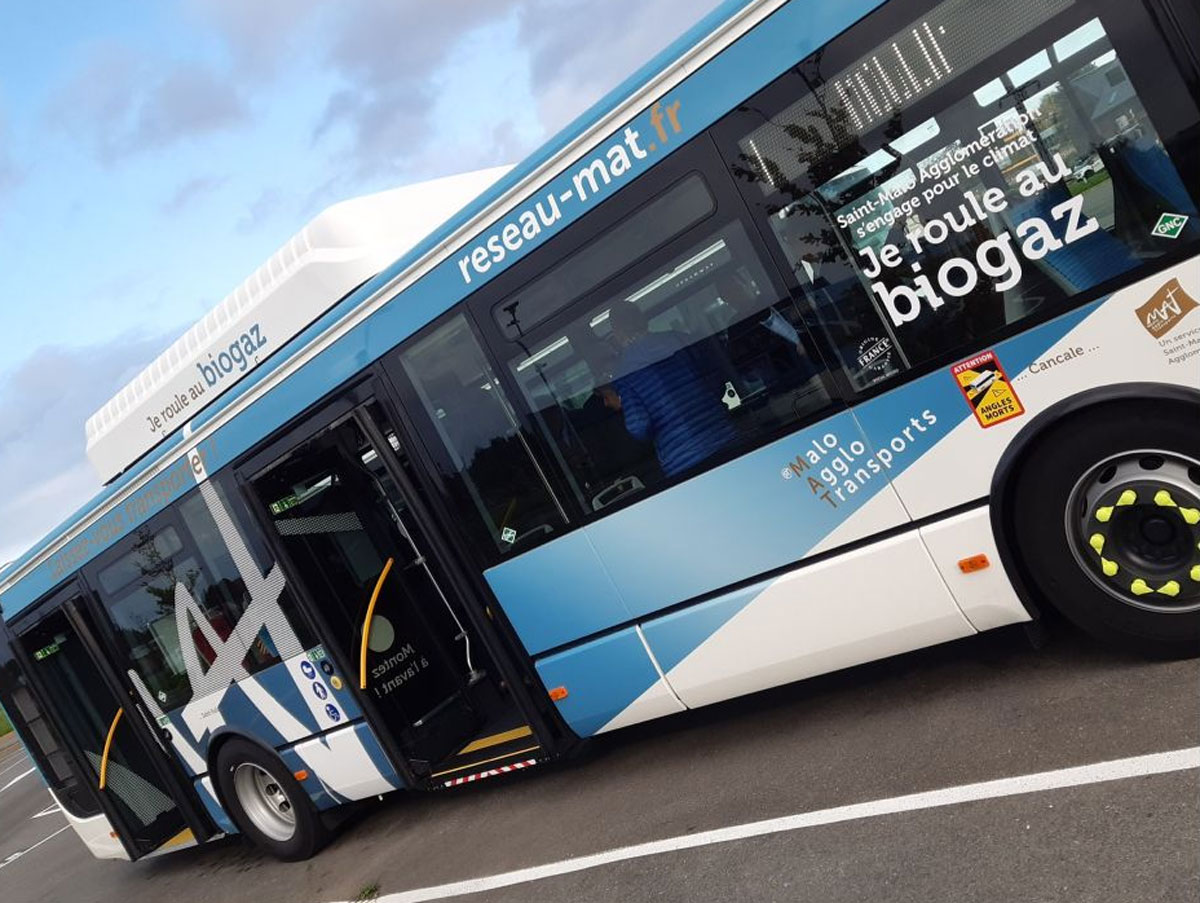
[
  {"x1": 47, "y1": 44, "x2": 246, "y2": 164},
  {"x1": 0, "y1": 329, "x2": 187, "y2": 565}
]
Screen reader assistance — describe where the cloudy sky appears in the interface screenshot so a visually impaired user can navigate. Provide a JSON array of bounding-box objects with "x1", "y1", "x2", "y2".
[{"x1": 0, "y1": 0, "x2": 724, "y2": 566}]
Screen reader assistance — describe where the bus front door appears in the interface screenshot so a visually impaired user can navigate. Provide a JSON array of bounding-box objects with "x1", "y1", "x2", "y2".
[
  {"x1": 15, "y1": 592, "x2": 207, "y2": 859},
  {"x1": 245, "y1": 400, "x2": 482, "y2": 775}
]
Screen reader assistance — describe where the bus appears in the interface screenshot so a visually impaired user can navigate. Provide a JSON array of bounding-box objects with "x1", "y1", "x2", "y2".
[{"x1": 2, "y1": 0, "x2": 1198, "y2": 864}]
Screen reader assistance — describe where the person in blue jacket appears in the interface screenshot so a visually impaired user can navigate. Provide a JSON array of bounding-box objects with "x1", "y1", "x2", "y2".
[{"x1": 602, "y1": 301, "x2": 737, "y2": 478}]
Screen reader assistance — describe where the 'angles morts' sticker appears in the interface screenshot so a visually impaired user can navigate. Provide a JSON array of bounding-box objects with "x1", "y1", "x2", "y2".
[{"x1": 951, "y1": 350, "x2": 1024, "y2": 428}]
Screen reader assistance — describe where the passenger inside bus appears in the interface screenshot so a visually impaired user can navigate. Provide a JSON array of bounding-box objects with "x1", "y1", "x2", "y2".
[{"x1": 604, "y1": 300, "x2": 738, "y2": 478}]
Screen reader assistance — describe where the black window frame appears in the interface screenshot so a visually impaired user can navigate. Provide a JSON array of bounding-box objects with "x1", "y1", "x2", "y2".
[
  {"x1": 709, "y1": 0, "x2": 1200, "y2": 403},
  {"x1": 463, "y1": 133, "x2": 844, "y2": 528},
  {"x1": 0, "y1": 615, "x2": 104, "y2": 819}
]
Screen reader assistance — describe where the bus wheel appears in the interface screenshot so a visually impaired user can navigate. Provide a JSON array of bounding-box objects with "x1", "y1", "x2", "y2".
[
  {"x1": 1009, "y1": 404, "x2": 1200, "y2": 658},
  {"x1": 215, "y1": 739, "x2": 329, "y2": 861}
]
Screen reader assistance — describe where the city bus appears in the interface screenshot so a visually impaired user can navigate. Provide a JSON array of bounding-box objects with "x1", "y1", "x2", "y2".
[{"x1": 2, "y1": 0, "x2": 1198, "y2": 864}]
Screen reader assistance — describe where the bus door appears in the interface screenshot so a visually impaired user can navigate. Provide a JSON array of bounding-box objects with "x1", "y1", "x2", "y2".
[
  {"x1": 13, "y1": 588, "x2": 209, "y2": 859},
  {"x1": 243, "y1": 393, "x2": 483, "y2": 774}
]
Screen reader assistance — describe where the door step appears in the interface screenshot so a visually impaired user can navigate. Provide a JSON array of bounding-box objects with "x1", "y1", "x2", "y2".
[
  {"x1": 430, "y1": 724, "x2": 541, "y2": 785},
  {"x1": 439, "y1": 757, "x2": 539, "y2": 789}
]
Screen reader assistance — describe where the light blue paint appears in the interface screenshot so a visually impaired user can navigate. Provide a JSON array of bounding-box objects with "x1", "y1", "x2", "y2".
[
  {"x1": 535, "y1": 627, "x2": 662, "y2": 737},
  {"x1": 484, "y1": 530, "x2": 629, "y2": 655}
]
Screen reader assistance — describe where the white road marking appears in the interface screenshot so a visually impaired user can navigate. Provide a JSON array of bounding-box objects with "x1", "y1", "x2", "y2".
[
  {"x1": 351, "y1": 746, "x2": 1200, "y2": 903},
  {"x1": 31, "y1": 803, "x2": 61, "y2": 819},
  {"x1": 0, "y1": 767, "x2": 36, "y2": 795},
  {"x1": 0, "y1": 751, "x2": 31, "y2": 778},
  {"x1": 0, "y1": 826, "x2": 71, "y2": 871}
]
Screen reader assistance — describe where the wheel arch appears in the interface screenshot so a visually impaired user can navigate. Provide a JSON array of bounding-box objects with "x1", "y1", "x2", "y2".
[{"x1": 989, "y1": 381, "x2": 1200, "y2": 620}]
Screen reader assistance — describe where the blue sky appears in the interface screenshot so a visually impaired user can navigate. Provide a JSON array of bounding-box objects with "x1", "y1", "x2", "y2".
[{"x1": 0, "y1": 0, "x2": 720, "y2": 565}]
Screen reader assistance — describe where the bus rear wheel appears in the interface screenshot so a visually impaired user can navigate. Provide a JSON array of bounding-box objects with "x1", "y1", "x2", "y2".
[
  {"x1": 215, "y1": 738, "x2": 329, "y2": 861},
  {"x1": 1008, "y1": 402, "x2": 1200, "y2": 658}
]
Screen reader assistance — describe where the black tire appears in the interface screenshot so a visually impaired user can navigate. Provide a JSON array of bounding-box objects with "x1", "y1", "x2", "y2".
[
  {"x1": 214, "y1": 738, "x2": 329, "y2": 861},
  {"x1": 1008, "y1": 398, "x2": 1200, "y2": 658}
]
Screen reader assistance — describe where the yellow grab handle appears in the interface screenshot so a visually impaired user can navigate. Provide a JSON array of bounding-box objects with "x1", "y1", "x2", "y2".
[
  {"x1": 98, "y1": 707, "x2": 124, "y2": 790},
  {"x1": 360, "y1": 558, "x2": 395, "y2": 689}
]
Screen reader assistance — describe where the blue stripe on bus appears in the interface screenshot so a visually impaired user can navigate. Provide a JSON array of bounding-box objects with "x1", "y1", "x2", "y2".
[
  {"x1": 534, "y1": 627, "x2": 663, "y2": 738},
  {"x1": 2, "y1": 0, "x2": 889, "y2": 617},
  {"x1": 194, "y1": 777, "x2": 237, "y2": 834},
  {"x1": 215, "y1": 682, "x2": 291, "y2": 750}
]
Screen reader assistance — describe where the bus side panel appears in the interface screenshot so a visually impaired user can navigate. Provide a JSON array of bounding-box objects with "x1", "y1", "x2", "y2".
[
  {"x1": 155, "y1": 648, "x2": 403, "y2": 816},
  {"x1": 486, "y1": 410, "x2": 911, "y2": 656},
  {"x1": 638, "y1": 531, "x2": 974, "y2": 712},
  {"x1": 858, "y1": 257, "x2": 1200, "y2": 521},
  {"x1": 534, "y1": 628, "x2": 683, "y2": 738},
  {"x1": 48, "y1": 788, "x2": 130, "y2": 861},
  {"x1": 918, "y1": 507, "x2": 1031, "y2": 632},
  {"x1": 277, "y1": 723, "x2": 401, "y2": 810},
  {"x1": 483, "y1": 532, "x2": 632, "y2": 656}
]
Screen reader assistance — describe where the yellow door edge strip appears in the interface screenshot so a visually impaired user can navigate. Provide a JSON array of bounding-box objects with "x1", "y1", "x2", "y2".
[
  {"x1": 360, "y1": 557, "x2": 395, "y2": 690},
  {"x1": 456, "y1": 725, "x2": 534, "y2": 756},
  {"x1": 432, "y1": 745, "x2": 542, "y2": 778},
  {"x1": 98, "y1": 707, "x2": 124, "y2": 790}
]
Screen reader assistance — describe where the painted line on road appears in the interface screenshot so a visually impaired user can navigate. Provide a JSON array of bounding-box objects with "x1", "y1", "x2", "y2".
[
  {"x1": 31, "y1": 803, "x2": 62, "y2": 819},
  {"x1": 0, "y1": 751, "x2": 31, "y2": 779},
  {"x1": 349, "y1": 746, "x2": 1200, "y2": 903},
  {"x1": 0, "y1": 827, "x2": 71, "y2": 871},
  {"x1": 0, "y1": 767, "x2": 36, "y2": 795}
]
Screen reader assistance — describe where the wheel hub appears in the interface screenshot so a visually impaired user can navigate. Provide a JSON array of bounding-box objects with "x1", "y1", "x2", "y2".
[
  {"x1": 232, "y1": 762, "x2": 297, "y2": 843},
  {"x1": 1067, "y1": 451, "x2": 1200, "y2": 612}
]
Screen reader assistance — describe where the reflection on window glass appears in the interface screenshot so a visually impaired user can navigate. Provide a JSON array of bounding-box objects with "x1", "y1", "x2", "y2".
[
  {"x1": 400, "y1": 316, "x2": 567, "y2": 555},
  {"x1": 506, "y1": 220, "x2": 830, "y2": 512},
  {"x1": 734, "y1": 6, "x2": 1198, "y2": 389},
  {"x1": 96, "y1": 484, "x2": 283, "y2": 711},
  {"x1": 495, "y1": 175, "x2": 716, "y2": 340}
]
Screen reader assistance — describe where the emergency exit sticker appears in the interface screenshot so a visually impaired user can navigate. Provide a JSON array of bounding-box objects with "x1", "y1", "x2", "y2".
[{"x1": 952, "y1": 350, "x2": 1024, "y2": 428}]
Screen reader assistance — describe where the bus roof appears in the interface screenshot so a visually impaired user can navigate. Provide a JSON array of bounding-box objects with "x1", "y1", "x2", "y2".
[{"x1": 85, "y1": 166, "x2": 512, "y2": 485}]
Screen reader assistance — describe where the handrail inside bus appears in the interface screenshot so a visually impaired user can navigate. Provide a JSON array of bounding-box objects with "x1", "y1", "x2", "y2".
[
  {"x1": 360, "y1": 558, "x2": 395, "y2": 689},
  {"x1": 98, "y1": 707, "x2": 124, "y2": 791}
]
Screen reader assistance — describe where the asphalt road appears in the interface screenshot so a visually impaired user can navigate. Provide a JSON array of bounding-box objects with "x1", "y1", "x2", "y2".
[{"x1": 1, "y1": 626, "x2": 1197, "y2": 903}]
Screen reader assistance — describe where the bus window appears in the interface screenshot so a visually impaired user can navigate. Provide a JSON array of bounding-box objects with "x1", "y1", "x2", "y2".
[
  {"x1": 493, "y1": 174, "x2": 716, "y2": 340},
  {"x1": 504, "y1": 218, "x2": 831, "y2": 513},
  {"x1": 397, "y1": 314, "x2": 568, "y2": 558},
  {"x1": 0, "y1": 632, "x2": 100, "y2": 818},
  {"x1": 92, "y1": 481, "x2": 302, "y2": 713},
  {"x1": 726, "y1": 0, "x2": 1199, "y2": 389}
]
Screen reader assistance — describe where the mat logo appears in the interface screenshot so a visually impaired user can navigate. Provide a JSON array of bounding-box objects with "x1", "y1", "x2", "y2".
[{"x1": 1136, "y1": 278, "x2": 1197, "y2": 337}]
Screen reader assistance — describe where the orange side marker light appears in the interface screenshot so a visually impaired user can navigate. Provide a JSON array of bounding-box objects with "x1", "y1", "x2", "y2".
[
  {"x1": 958, "y1": 554, "x2": 990, "y2": 573},
  {"x1": 294, "y1": 770, "x2": 309, "y2": 782},
  {"x1": 548, "y1": 686, "x2": 569, "y2": 701}
]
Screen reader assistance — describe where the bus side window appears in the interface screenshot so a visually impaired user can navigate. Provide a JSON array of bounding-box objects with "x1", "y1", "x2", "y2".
[
  {"x1": 396, "y1": 314, "x2": 569, "y2": 561},
  {"x1": 89, "y1": 479, "x2": 311, "y2": 715},
  {"x1": 500, "y1": 216, "x2": 834, "y2": 514},
  {"x1": 722, "y1": 2, "x2": 1200, "y2": 391}
]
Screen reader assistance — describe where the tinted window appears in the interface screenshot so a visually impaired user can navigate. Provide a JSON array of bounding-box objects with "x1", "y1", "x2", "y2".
[
  {"x1": 726, "y1": 0, "x2": 1199, "y2": 390},
  {"x1": 93, "y1": 480, "x2": 306, "y2": 712},
  {"x1": 503, "y1": 217, "x2": 831, "y2": 512},
  {"x1": 398, "y1": 315, "x2": 568, "y2": 557},
  {"x1": 494, "y1": 174, "x2": 716, "y2": 340},
  {"x1": 0, "y1": 628, "x2": 100, "y2": 818}
]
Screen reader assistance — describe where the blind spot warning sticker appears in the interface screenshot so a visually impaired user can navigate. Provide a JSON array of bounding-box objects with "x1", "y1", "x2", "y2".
[{"x1": 952, "y1": 350, "x2": 1024, "y2": 428}]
